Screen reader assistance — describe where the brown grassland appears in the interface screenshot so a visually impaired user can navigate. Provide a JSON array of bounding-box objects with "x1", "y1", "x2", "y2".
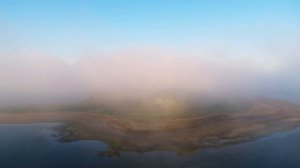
[{"x1": 1, "y1": 98, "x2": 300, "y2": 156}]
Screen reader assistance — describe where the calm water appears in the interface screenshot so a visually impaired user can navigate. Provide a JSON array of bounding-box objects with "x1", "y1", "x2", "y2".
[{"x1": 0, "y1": 123, "x2": 300, "y2": 168}]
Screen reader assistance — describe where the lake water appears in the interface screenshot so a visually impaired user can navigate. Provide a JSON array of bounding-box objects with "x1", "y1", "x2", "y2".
[{"x1": 0, "y1": 123, "x2": 300, "y2": 168}]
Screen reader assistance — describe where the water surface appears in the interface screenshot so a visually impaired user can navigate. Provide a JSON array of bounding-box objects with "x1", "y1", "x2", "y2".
[{"x1": 0, "y1": 123, "x2": 300, "y2": 168}]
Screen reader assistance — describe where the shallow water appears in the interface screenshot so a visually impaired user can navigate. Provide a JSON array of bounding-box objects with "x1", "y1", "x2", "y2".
[{"x1": 0, "y1": 123, "x2": 300, "y2": 168}]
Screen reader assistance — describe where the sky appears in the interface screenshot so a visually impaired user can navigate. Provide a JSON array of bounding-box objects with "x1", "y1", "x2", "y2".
[
  {"x1": 0, "y1": 0, "x2": 300, "y2": 106},
  {"x1": 1, "y1": 0, "x2": 299, "y2": 59}
]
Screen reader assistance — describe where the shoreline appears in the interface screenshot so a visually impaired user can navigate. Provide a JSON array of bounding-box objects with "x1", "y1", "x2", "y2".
[
  {"x1": 1, "y1": 119, "x2": 300, "y2": 157},
  {"x1": 1, "y1": 106, "x2": 300, "y2": 155}
]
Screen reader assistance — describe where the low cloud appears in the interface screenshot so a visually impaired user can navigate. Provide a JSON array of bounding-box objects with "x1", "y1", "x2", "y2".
[{"x1": 0, "y1": 45, "x2": 300, "y2": 107}]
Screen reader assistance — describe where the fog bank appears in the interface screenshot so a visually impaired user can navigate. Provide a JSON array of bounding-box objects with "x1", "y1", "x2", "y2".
[{"x1": 1, "y1": 46, "x2": 300, "y2": 107}]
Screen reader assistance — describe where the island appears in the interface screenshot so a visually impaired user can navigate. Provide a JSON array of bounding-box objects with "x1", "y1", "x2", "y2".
[{"x1": 1, "y1": 96, "x2": 300, "y2": 156}]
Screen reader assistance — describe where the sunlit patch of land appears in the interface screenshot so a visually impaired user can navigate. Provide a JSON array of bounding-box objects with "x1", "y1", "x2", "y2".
[{"x1": 1, "y1": 97, "x2": 300, "y2": 156}]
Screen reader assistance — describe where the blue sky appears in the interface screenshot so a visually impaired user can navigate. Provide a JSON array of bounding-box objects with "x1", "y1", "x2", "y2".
[
  {"x1": 1, "y1": 1, "x2": 300, "y2": 104},
  {"x1": 0, "y1": 0, "x2": 300, "y2": 59}
]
